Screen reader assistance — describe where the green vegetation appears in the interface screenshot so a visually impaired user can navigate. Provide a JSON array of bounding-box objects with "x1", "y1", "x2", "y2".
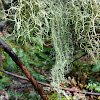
[
  {"x1": 85, "y1": 77, "x2": 100, "y2": 92},
  {"x1": 0, "y1": 0, "x2": 99, "y2": 99}
]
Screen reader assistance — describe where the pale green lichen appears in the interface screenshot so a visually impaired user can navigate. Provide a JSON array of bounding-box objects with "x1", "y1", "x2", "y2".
[
  {"x1": 6, "y1": 0, "x2": 100, "y2": 99},
  {"x1": 71, "y1": 0, "x2": 100, "y2": 63}
]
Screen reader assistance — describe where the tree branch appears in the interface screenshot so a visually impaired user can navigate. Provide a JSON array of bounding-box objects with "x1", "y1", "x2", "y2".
[
  {"x1": 0, "y1": 38, "x2": 48, "y2": 100},
  {"x1": 1, "y1": 69, "x2": 100, "y2": 96},
  {"x1": 71, "y1": 53, "x2": 87, "y2": 64}
]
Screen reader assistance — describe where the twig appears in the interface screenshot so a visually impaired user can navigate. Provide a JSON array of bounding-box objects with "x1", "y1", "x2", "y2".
[
  {"x1": 1, "y1": 69, "x2": 100, "y2": 96},
  {"x1": 0, "y1": 25, "x2": 10, "y2": 36},
  {"x1": 71, "y1": 53, "x2": 87, "y2": 64},
  {"x1": 0, "y1": 38, "x2": 48, "y2": 100},
  {"x1": 0, "y1": 69, "x2": 28, "y2": 80}
]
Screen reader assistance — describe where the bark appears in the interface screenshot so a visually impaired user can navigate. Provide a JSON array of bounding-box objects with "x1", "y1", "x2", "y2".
[
  {"x1": 0, "y1": 38, "x2": 48, "y2": 100},
  {"x1": 1, "y1": 66, "x2": 100, "y2": 96}
]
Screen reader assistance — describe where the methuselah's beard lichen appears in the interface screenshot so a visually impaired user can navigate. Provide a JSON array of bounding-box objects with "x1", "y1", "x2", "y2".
[
  {"x1": 49, "y1": 1, "x2": 74, "y2": 97},
  {"x1": 7, "y1": 0, "x2": 100, "y2": 99}
]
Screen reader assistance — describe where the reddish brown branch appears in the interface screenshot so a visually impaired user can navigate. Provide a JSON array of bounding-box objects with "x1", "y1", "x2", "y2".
[
  {"x1": 1, "y1": 69, "x2": 100, "y2": 96},
  {"x1": 0, "y1": 38, "x2": 48, "y2": 100},
  {"x1": 0, "y1": 25, "x2": 10, "y2": 36}
]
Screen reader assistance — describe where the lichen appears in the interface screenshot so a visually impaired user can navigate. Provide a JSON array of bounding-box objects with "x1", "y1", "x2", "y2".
[{"x1": 6, "y1": 0, "x2": 100, "y2": 99}]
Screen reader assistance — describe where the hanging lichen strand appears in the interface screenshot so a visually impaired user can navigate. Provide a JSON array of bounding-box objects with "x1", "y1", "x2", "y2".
[
  {"x1": 8, "y1": 0, "x2": 100, "y2": 62},
  {"x1": 7, "y1": 0, "x2": 99, "y2": 98},
  {"x1": 71, "y1": 0, "x2": 100, "y2": 63},
  {"x1": 49, "y1": 0, "x2": 74, "y2": 97},
  {"x1": 7, "y1": 0, "x2": 45, "y2": 47}
]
